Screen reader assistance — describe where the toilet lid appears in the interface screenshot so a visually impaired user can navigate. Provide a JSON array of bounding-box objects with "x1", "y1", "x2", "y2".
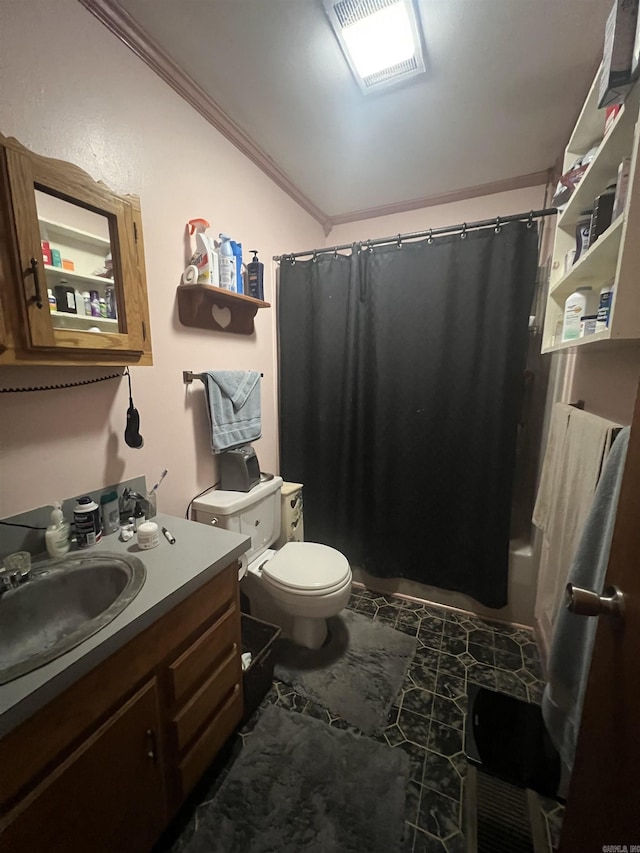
[{"x1": 262, "y1": 542, "x2": 350, "y2": 592}]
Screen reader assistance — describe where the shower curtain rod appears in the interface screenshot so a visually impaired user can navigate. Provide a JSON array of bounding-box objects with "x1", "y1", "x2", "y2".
[{"x1": 273, "y1": 207, "x2": 557, "y2": 261}]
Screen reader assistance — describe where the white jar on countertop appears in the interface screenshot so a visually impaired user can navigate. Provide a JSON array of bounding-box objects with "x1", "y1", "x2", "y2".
[{"x1": 137, "y1": 521, "x2": 159, "y2": 550}]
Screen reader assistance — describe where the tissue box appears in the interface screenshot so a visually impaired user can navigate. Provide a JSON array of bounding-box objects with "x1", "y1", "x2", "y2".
[{"x1": 598, "y1": 0, "x2": 639, "y2": 108}]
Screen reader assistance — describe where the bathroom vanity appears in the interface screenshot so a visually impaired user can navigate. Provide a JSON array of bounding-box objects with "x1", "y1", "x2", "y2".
[{"x1": 0, "y1": 515, "x2": 250, "y2": 852}]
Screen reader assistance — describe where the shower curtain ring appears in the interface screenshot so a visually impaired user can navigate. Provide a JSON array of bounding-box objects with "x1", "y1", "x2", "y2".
[
  {"x1": 312, "y1": 250, "x2": 318, "y2": 263},
  {"x1": 428, "y1": 229, "x2": 433, "y2": 244},
  {"x1": 333, "y1": 248, "x2": 338, "y2": 258},
  {"x1": 397, "y1": 234, "x2": 402, "y2": 248},
  {"x1": 366, "y1": 239, "x2": 372, "y2": 253},
  {"x1": 290, "y1": 254, "x2": 296, "y2": 265},
  {"x1": 461, "y1": 223, "x2": 467, "y2": 239},
  {"x1": 527, "y1": 210, "x2": 534, "y2": 229},
  {"x1": 495, "y1": 216, "x2": 502, "y2": 233}
]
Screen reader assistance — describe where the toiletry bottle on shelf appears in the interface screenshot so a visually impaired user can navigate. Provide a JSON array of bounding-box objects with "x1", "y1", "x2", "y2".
[
  {"x1": 562, "y1": 286, "x2": 593, "y2": 341},
  {"x1": 574, "y1": 212, "x2": 592, "y2": 262},
  {"x1": 45, "y1": 502, "x2": 70, "y2": 558},
  {"x1": 183, "y1": 219, "x2": 220, "y2": 287},
  {"x1": 90, "y1": 290, "x2": 101, "y2": 318},
  {"x1": 81, "y1": 291, "x2": 91, "y2": 316},
  {"x1": 596, "y1": 283, "x2": 615, "y2": 332},
  {"x1": 247, "y1": 250, "x2": 264, "y2": 300},
  {"x1": 230, "y1": 240, "x2": 243, "y2": 294},
  {"x1": 218, "y1": 234, "x2": 237, "y2": 292}
]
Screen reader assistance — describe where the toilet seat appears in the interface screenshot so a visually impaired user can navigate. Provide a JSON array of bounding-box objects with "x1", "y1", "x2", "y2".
[{"x1": 262, "y1": 542, "x2": 351, "y2": 596}]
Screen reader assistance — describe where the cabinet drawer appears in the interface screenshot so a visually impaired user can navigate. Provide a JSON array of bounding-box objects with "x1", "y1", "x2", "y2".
[
  {"x1": 178, "y1": 685, "x2": 242, "y2": 798},
  {"x1": 172, "y1": 644, "x2": 240, "y2": 752},
  {"x1": 168, "y1": 583, "x2": 238, "y2": 703}
]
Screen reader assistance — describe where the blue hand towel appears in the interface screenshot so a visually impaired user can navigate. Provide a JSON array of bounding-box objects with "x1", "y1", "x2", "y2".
[
  {"x1": 203, "y1": 370, "x2": 261, "y2": 452},
  {"x1": 542, "y1": 427, "x2": 629, "y2": 772}
]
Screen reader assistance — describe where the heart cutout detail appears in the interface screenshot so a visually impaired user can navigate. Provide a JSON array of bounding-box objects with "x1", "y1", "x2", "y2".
[{"x1": 211, "y1": 303, "x2": 232, "y2": 329}]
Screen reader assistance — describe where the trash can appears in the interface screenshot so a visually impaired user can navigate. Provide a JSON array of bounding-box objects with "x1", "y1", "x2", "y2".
[
  {"x1": 465, "y1": 683, "x2": 562, "y2": 799},
  {"x1": 241, "y1": 614, "x2": 281, "y2": 723}
]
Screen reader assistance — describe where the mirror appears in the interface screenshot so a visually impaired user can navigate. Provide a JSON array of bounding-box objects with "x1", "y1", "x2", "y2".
[{"x1": 35, "y1": 190, "x2": 122, "y2": 334}]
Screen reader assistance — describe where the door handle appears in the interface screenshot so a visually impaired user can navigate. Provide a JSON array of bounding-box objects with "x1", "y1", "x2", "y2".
[
  {"x1": 566, "y1": 583, "x2": 625, "y2": 619},
  {"x1": 30, "y1": 257, "x2": 43, "y2": 309}
]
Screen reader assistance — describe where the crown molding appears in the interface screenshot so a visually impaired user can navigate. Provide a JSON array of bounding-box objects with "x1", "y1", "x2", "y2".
[
  {"x1": 79, "y1": 0, "x2": 333, "y2": 234},
  {"x1": 78, "y1": 0, "x2": 552, "y2": 240},
  {"x1": 326, "y1": 169, "x2": 553, "y2": 229}
]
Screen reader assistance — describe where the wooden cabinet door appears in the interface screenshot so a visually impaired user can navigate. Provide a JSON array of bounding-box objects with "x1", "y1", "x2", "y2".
[
  {"x1": 0, "y1": 679, "x2": 166, "y2": 853},
  {"x1": 1, "y1": 135, "x2": 146, "y2": 360}
]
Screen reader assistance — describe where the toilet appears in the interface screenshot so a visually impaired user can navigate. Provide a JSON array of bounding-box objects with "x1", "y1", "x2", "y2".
[{"x1": 192, "y1": 476, "x2": 352, "y2": 649}]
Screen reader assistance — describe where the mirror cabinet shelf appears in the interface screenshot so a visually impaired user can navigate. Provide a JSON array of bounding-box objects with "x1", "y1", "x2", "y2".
[{"x1": 0, "y1": 132, "x2": 153, "y2": 366}]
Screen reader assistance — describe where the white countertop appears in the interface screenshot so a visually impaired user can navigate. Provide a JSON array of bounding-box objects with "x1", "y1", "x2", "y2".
[{"x1": 0, "y1": 513, "x2": 250, "y2": 737}]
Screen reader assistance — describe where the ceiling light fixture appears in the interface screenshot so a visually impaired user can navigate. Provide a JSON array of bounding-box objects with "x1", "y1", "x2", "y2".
[{"x1": 323, "y1": 0, "x2": 426, "y2": 94}]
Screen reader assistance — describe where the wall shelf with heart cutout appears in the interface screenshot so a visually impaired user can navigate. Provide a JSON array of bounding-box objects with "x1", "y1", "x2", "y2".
[{"x1": 177, "y1": 284, "x2": 270, "y2": 335}]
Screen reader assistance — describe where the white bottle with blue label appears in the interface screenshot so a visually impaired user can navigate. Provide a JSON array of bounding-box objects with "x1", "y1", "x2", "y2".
[
  {"x1": 562, "y1": 286, "x2": 591, "y2": 341},
  {"x1": 218, "y1": 234, "x2": 237, "y2": 292}
]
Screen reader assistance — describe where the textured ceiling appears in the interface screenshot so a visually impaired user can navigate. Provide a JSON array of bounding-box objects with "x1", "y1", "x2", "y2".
[{"x1": 118, "y1": 0, "x2": 611, "y2": 219}]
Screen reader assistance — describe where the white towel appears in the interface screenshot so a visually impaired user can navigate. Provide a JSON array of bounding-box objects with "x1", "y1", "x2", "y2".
[
  {"x1": 532, "y1": 403, "x2": 573, "y2": 532},
  {"x1": 534, "y1": 404, "x2": 619, "y2": 653}
]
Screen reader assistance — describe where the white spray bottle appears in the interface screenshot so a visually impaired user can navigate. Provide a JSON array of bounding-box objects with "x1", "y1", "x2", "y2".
[{"x1": 183, "y1": 219, "x2": 220, "y2": 287}]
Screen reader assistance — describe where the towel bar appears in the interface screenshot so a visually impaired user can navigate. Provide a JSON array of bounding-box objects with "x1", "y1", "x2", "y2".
[{"x1": 183, "y1": 370, "x2": 264, "y2": 385}]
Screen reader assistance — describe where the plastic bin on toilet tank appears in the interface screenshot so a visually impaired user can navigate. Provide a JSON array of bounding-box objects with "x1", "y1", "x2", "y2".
[
  {"x1": 192, "y1": 475, "x2": 283, "y2": 566},
  {"x1": 275, "y1": 482, "x2": 304, "y2": 548}
]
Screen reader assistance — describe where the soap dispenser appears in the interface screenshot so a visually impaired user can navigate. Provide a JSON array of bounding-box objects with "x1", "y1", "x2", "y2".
[
  {"x1": 45, "y1": 502, "x2": 71, "y2": 558},
  {"x1": 247, "y1": 250, "x2": 264, "y2": 300}
]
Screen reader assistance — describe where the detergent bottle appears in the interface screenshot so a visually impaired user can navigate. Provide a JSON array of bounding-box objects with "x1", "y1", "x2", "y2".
[
  {"x1": 183, "y1": 219, "x2": 220, "y2": 287},
  {"x1": 218, "y1": 234, "x2": 237, "y2": 292}
]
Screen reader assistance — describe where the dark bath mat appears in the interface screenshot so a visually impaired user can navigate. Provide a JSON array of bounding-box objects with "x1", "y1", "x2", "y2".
[
  {"x1": 181, "y1": 704, "x2": 410, "y2": 853},
  {"x1": 274, "y1": 609, "x2": 417, "y2": 734}
]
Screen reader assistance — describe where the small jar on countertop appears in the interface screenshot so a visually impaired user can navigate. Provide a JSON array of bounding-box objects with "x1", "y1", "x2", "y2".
[{"x1": 137, "y1": 521, "x2": 159, "y2": 550}]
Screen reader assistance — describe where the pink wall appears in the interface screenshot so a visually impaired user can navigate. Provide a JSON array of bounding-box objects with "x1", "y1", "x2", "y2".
[{"x1": 0, "y1": 0, "x2": 323, "y2": 519}]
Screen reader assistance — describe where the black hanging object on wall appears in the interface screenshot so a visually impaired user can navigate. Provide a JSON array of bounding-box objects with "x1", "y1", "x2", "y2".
[{"x1": 124, "y1": 368, "x2": 144, "y2": 449}]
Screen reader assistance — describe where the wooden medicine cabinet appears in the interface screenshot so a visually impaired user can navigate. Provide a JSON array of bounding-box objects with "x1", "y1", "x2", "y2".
[{"x1": 0, "y1": 133, "x2": 152, "y2": 366}]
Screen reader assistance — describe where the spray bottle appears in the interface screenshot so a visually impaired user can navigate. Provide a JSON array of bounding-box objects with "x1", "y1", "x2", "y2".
[{"x1": 183, "y1": 219, "x2": 220, "y2": 287}]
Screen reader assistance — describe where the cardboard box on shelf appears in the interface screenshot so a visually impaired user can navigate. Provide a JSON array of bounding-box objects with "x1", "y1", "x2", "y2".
[{"x1": 598, "y1": 0, "x2": 639, "y2": 108}]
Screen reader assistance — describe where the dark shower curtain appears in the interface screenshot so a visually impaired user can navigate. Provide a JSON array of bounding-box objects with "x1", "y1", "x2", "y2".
[{"x1": 278, "y1": 222, "x2": 538, "y2": 608}]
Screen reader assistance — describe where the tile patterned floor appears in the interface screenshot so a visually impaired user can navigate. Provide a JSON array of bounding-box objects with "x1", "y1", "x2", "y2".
[{"x1": 162, "y1": 587, "x2": 564, "y2": 853}]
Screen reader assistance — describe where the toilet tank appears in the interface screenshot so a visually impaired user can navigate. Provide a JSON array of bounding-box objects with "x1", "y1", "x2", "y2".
[{"x1": 192, "y1": 475, "x2": 283, "y2": 562}]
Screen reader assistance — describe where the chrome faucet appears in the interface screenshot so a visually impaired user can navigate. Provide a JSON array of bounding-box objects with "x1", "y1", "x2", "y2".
[
  {"x1": 0, "y1": 566, "x2": 31, "y2": 597},
  {"x1": 120, "y1": 488, "x2": 151, "y2": 520}
]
